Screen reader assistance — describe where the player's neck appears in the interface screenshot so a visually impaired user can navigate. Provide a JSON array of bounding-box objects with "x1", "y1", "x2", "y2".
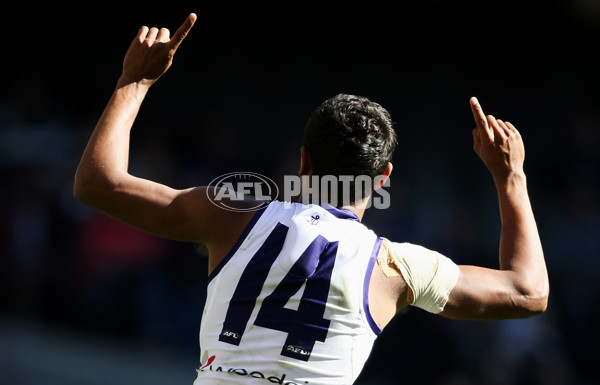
[
  {"x1": 338, "y1": 205, "x2": 365, "y2": 221},
  {"x1": 338, "y1": 196, "x2": 370, "y2": 222}
]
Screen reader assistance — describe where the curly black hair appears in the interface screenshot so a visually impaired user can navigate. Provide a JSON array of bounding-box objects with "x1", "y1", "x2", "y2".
[{"x1": 302, "y1": 93, "x2": 398, "y2": 205}]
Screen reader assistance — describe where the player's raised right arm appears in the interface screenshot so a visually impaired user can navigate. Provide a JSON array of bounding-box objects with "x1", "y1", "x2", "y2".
[{"x1": 440, "y1": 97, "x2": 549, "y2": 320}]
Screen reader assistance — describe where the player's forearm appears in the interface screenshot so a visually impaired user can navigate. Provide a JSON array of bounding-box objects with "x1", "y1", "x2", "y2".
[
  {"x1": 494, "y1": 171, "x2": 549, "y2": 312},
  {"x1": 74, "y1": 78, "x2": 151, "y2": 204}
]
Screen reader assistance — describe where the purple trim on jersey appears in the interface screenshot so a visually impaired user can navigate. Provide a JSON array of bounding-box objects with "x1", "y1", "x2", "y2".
[
  {"x1": 325, "y1": 206, "x2": 360, "y2": 222},
  {"x1": 207, "y1": 201, "x2": 269, "y2": 284},
  {"x1": 363, "y1": 236, "x2": 383, "y2": 335}
]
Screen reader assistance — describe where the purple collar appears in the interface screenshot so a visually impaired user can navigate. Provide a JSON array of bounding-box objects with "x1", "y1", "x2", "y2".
[{"x1": 324, "y1": 205, "x2": 360, "y2": 222}]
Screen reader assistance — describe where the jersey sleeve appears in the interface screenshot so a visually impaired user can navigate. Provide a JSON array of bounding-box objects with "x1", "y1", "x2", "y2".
[{"x1": 379, "y1": 238, "x2": 459, "y2": 314}]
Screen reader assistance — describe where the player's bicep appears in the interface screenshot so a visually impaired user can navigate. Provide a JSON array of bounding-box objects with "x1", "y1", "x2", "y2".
[
  {"x1": 440, "y1": 265, "x2": 523, "y2": 320},
  {"x1": 379, "y1": 239, "x2": 459, "y2": 314},
  {"x1": 77, "y1": 174, "x2": 214, "y2": 243}
]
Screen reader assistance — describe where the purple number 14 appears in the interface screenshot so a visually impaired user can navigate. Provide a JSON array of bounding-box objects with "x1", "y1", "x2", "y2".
[{"x1": 219, "y1": 223, "x2": 338, "y2": 361}]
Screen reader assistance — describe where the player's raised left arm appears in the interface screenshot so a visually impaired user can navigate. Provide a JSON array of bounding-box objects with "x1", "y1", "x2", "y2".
[{"x1": 73, "y1": 13, "x2": 214, "y2": 243}]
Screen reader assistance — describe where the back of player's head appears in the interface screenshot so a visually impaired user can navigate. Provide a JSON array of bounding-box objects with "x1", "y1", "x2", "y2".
[{"x1": 303, "y1": 93, "x2": 397, "y2": 204}]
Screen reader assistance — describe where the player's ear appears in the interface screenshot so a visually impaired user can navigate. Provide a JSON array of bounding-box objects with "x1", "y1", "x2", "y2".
[
  {"x1": 298, "y1": 146, "x2": 312, "y2": 176},
  {"x1": 374, "y1": 162, "x2": 393, "y2": 190}
]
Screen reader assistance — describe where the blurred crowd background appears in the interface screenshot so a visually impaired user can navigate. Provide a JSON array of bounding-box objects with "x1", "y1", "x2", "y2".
[{"x1": 1, "y1": 1, "x2": 599, "y2": 384}]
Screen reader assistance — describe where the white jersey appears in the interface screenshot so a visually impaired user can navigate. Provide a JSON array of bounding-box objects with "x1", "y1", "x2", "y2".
[{"x1": 194, "y1": 201, "x2": 383, "y2": 384}]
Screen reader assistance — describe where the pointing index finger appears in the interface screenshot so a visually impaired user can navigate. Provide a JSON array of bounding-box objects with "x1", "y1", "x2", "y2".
[
  {"x1": 169, "y1": 13, "x2": 197, "y2": 51},
  {"x1": 470, "y1": 96, "x2": 491, "y2": 136}
]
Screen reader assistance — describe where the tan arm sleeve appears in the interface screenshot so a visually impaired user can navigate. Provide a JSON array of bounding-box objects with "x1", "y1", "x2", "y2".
[{"x1": 378, "y1": 238, "x2": 459, "y2": 314}]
